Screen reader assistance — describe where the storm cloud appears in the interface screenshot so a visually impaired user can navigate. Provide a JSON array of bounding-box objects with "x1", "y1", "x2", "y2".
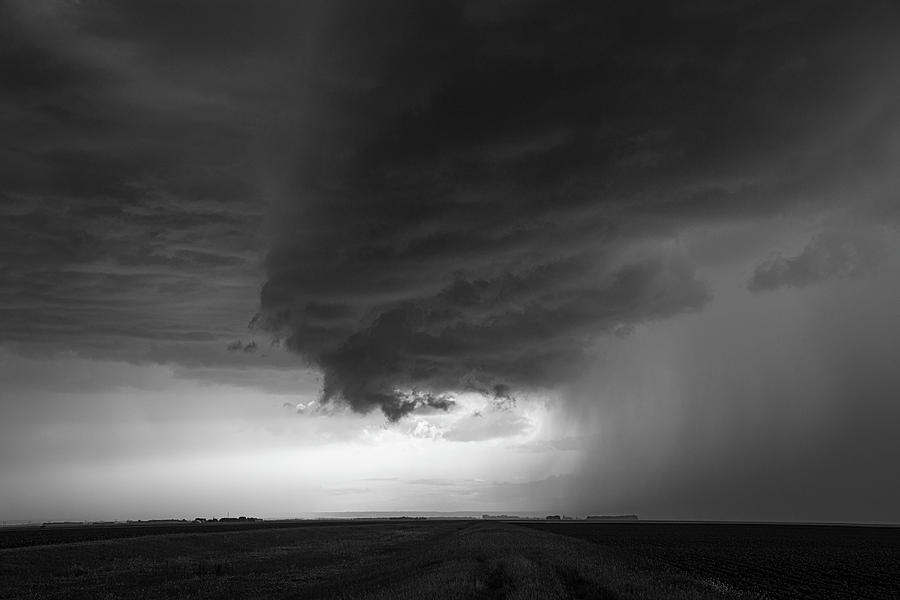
[
  {"x1": 3, "y1": 0, "x2": 900, "y2": 419},
  {"x1": 4, "y1": 0, "x2": 900, "y2": 524},
  {"x1": 252, "y1": 1, "x2": 900, "y2": 418}
]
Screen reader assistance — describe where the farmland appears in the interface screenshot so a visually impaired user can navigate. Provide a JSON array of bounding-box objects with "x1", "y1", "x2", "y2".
[
  {"x1": 0, "y1": 520, "x2": 340, "y2": 550},
  {"x1": 1, "y1": 520, "x2": 897, "y2": 599},
  {"x1": 520, "y1": 521, "x2": 900, "y2": 600}
]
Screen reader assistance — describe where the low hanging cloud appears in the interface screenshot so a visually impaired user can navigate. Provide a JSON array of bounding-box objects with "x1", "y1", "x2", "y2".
[
  {"x1": 4, "y1": 1, "x2": 899, "y2": 419},
  {"x1": 248, "y1": 1, "x2": 900, "y2": 420},
  {"x1": 749, "y1": 228, "x2": 887, "y2": 292},
  {"x1": 258, "y1": 253, "x2": 709, "y2": 419}
]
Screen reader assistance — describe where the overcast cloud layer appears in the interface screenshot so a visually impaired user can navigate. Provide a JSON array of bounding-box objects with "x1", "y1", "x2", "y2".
[{"x1": 3, "y1": 0, "x2": 900, "y2": 521}]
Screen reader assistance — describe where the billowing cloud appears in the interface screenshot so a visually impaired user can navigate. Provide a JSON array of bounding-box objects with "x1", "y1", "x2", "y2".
[
  {"x1": 259, "y1": 249, "x2": 709, "y2": 418},
  {"x1": 251, "y1": 1, "x2": 900, "y2": 418},
  {"x1": 749, "y1": 227, "x2": 886, "y2": 292},
  {"x1": 3, "y1": 0, "x2": 900, "y2": 421}
]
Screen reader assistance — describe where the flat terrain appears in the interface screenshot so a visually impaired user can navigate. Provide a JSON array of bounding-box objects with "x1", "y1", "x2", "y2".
[
  {"x1": 520, "y1": 521, "x2": 900, "y2": 600},
  {"x1": 0, "y1": 520, "x2": 343, "y2": 550},
  {"x1": 1, "y1": 520, "x2": 896, "y2": 599}
]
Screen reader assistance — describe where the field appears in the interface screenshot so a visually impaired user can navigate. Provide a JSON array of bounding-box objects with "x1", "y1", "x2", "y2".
[
  {"x1": 520, "y1": 521, "x2": 900, "y2": 600},
  {"x1": 1, "y1": 520, "x2": 897, "y2": 599}
]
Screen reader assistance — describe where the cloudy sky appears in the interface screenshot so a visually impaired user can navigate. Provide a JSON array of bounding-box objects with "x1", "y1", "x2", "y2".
[{"x1": 3, "y1": 0, "x2": 900, "y2": 523}]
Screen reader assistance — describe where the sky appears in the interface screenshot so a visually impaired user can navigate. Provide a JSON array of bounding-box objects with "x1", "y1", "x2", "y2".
[{"x1": 2, "y1": 0, "x2": 900, "y2": 523}]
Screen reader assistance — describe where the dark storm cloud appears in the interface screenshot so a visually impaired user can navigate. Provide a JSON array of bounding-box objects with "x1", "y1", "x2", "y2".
[
  {"x1": 0, "y1": 0, "x2": 268, "y2": 369},
  {"x1": 748, "y1": 227, "x2": 886, "y2": 292},
  {"x1": 251, "y1": 1, "x2": 900, "y2": 418},
  {"x1": 4, "y1": 1, "x2": 900, "y2": 417},
  {"x1": 260, "y1": 254, "x2": 708, "y2": 420}
]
